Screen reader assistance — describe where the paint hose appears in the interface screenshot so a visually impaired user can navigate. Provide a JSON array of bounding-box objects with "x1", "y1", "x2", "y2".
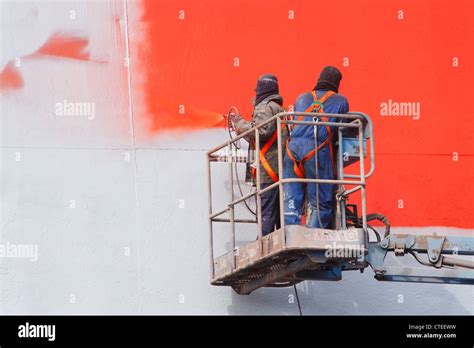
[
  {"x1": 225, "y1": 106, "x2": 256, "y2": 216},
  {"x1": 365, "y1": 213, "x2": 391, "y2": 237}
]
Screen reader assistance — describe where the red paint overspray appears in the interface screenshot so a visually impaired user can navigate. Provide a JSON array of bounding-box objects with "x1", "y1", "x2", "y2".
[
  {"x1": 1, "y1": 32, "x2": 91, "y2": 92},
  {"x1": 34, "y1": 32, "x2": 90, "y2": 61},
  {"x1": 0, "y1": 62, "x2": 24, "y2": 91},
  {"x1": 135, "y1": 0, "x2": 474, "y2": 228},
  {"x1": 152, "y1": 99, "x2": 225, "y2": 131}
]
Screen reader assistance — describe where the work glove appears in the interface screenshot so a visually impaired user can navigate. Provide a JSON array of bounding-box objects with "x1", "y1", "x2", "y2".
[{"x1": 228, "y1": 112, "x2": 242, "y2": 125}]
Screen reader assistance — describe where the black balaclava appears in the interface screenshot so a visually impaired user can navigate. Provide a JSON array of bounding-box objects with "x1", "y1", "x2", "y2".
[
  {"x1": 314, "y1": 66, "x2": 342, "y2": 93},
  {"x1": 255, "y1": 74, "x2": 280, "y2": 106}
]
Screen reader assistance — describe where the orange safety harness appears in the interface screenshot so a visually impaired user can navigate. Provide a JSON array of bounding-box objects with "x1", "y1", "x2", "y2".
[
  {"x1": 286, "y1": 90, "x2": 336, "y2": 178},
  {"x1": 252, "y1": 123, "x2": 286, "y2": 183}
]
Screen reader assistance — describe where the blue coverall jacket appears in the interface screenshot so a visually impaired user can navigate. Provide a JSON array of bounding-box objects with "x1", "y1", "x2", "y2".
[{"x1": 283, "y1": 89, "x2": 349, "y2": 228}]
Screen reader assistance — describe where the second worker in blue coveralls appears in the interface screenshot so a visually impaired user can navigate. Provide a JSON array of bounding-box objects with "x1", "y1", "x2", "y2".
[{"x1": 283, "y1": 66, "x2": 349, "y2": 229}]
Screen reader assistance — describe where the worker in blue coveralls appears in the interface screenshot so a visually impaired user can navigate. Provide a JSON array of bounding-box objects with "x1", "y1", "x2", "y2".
[{"x1": 283, "y1": 66, "x2": 349, "y2": 229}]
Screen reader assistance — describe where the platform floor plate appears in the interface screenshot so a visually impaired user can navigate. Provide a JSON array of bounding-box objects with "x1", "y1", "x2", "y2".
[{"x1": 212, "y1": 226, "x2": 366, "y2": 288}]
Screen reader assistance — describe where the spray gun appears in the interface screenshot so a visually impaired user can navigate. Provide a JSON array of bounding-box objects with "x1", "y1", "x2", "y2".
[
  {"x1": 222, "y1": 106, "x2": 242, "y2": 149},
  {"x1": 222, "y1": 106, "x2": 256, "y2": 186},
  {"x1": 222, "y1": 106, "x2": 240, "y2": 134}
]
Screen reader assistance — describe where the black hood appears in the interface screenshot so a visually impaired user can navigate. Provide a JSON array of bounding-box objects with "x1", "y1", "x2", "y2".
[
  {"x1": 314, "y1": 66, "x2": 342, "y2": 93},
  {"x1": 255, "y1": 74, "x2": 279, "y2": 106}
]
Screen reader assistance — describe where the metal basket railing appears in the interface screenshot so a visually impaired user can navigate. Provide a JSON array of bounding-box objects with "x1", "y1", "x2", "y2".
[{"x1": 207, "y1": 111, "x2": 374, "y2": 279}]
